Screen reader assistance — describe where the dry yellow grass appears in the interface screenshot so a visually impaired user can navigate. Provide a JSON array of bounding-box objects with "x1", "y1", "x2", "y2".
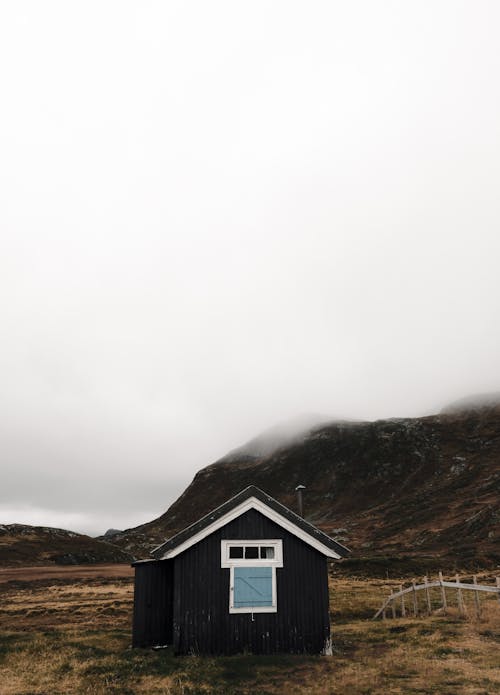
[{"x1": 0, "y1": 570, "x2": 498, "y2": 694}]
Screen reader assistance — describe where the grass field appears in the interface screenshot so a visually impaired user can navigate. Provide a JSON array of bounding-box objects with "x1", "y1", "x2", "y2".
[{"x1": 0, "y1": 565, "x2": 498, "y2": 694}]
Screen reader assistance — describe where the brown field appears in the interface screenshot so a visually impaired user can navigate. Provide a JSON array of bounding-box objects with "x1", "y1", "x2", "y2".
[
  {"x1": 0, "y1": 564, "x2": 134, "y2": 584},
  {"x1": 0, "y1": 565, "x2": 499, "y2": 694}
]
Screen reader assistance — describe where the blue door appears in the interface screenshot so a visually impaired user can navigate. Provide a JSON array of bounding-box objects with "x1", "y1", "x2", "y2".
[{"x1": 233, "y1": 566, "x2": 273, "y2": 608}]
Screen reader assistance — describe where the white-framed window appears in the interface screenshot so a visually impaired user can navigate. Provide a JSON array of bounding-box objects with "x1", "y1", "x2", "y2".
[{"x1": 221, "y1": 539, "x2": 283, "y2": 614}]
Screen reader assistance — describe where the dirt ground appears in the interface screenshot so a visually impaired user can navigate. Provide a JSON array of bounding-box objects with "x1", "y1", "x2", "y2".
[
  {"x1": 0, "y1": 564, "x2": 134, "y2": 634},
  {"x1": 0, "y1": 563, "x2": 134, "y2": 584},
  {"x1": 0, "y1": 566, "x2": 499, "y2": 694}
]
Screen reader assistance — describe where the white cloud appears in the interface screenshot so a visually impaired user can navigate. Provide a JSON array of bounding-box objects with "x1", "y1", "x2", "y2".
[{"x1": 1, "y1": 1, "x2": 500, "y2": 532}]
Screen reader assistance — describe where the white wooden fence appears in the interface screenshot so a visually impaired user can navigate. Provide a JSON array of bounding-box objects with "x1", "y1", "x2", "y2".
[{"x1": 373, "y1": 572, "x2": 500, "y2": 620}]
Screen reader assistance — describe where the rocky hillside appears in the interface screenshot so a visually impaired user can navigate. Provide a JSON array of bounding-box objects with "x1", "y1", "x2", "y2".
[
  {"x1": 0, "y1": 524, "x2": 133, "y2": 567},
  {"x1": 111, "y1": 405, "x2": 500, "y2": 571}
]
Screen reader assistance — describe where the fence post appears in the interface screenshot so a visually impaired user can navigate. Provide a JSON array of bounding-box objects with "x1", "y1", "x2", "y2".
[
  {"x1": 472, "y1": 575, "x2": 481, "y2": 619},
  {"x1": 400, "y1": 584, "x2": 406, "y2": 617},
  {"x1": 424, "y1": 576, "x2": 432, "y2": 614},
  {"x1": 390, "y1": 592, "x2": 396, "y2": 619},
  {"x1": 438, "y1": 571, "x2": 447, "y2": 614},
  {"x1": 412, "y1": 580, "x2": 418, "y2": 617},
  {"x1": 455, "y1": 574, "x2": 464, "y2": 616}
]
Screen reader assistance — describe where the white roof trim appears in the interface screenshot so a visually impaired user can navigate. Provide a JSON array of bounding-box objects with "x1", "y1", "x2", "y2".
[{"x1": 158, "y1": 496, "x2": 342, "y2": 560}]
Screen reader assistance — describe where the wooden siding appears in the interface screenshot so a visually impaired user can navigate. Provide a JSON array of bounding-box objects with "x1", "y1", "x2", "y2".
[
  {"x1": 172, "y1": 509, "x2": 330, "y2": 655},
  {"x1": 132, "y1": 560, "x2": 174, "y2": 647}
]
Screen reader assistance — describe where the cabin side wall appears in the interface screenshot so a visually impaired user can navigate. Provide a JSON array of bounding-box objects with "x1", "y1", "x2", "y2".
[
  {"x1": 132, "y1": 560, "x2": 174, "y2": 647},
  {"x1": 172, "y1": 509, "x2": 330, "y2": 655}
]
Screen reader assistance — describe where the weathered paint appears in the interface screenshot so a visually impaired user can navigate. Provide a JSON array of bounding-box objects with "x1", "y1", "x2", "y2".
[{"x1": 171, "y1": 508, "x2": 330, "y2": 655}]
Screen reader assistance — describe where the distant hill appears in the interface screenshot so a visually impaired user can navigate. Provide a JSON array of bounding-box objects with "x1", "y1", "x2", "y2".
[
  {"x1": 109, "y1": 404, "x2": 500, "y2": 572},
  {"x1": 0, "y1": 524, "x2": 133, "y2": 567}
]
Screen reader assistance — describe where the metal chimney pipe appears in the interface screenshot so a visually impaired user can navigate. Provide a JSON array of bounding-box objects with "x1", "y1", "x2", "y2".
[{"x1": 295, "y1": 484, "x2": 306, "y2": 517}]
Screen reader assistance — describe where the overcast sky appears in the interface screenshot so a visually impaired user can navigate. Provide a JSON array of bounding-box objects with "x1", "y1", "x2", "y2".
[{"x1": 1, "y1": 1, "x2": 500, "y2": 536}]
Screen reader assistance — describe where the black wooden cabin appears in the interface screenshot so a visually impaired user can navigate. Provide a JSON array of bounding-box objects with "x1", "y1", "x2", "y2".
[{"x1": 132, "y1": 486, "x2": 349, "y2": 655}]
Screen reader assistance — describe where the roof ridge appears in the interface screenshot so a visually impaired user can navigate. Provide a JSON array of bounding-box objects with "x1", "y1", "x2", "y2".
[{"x1": 150, "y1": 486, "x2": 350, "y2": 560}]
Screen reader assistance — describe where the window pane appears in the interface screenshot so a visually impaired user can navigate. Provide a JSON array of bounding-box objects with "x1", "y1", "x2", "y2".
[
  {"x1": 260, "y1": 546, "x2": 275, "y2": 559},
  {"x1": 234, "y1": 566, "x2": 273, "y2": 607},
  {"x1": 229, "y1": 546, "x2": 243, "y2": 559},
  {"x1": 244, "y1": 546, "x2": 259, "y2": 559}
]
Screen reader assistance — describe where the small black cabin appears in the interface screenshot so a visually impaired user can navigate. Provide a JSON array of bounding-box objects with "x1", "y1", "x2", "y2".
[{"x1": 132, "y1": 486, "x2": 349, "y2": 655}]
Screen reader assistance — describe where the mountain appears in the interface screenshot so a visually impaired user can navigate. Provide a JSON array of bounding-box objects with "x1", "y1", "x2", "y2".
[
  {"x1": 110, "y1": 404, "x2": 500, "y2": 572},
  {"x1": 441, "y1": 392, "x2": 500, "y2": 414},
  {"x1": 0, "y1": 524, "x2": 133, "y2": 567},
  {"x1": 220, "y1": 413, "x2": 341, "y2": 462}
]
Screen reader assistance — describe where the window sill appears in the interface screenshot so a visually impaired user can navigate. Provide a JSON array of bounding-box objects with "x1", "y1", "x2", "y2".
[{"x1": 229, "y1": 605, "x2": 277, "y2": 614}]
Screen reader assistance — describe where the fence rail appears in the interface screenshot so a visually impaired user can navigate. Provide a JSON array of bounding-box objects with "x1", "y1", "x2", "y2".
[{"x1": 373, "y1": 573, "x2": 500, "y2": 620}]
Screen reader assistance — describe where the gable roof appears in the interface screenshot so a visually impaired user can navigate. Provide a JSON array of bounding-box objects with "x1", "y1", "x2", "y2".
[{"x1": 152, "y1": 485, "x2": 350, "y2": 560}]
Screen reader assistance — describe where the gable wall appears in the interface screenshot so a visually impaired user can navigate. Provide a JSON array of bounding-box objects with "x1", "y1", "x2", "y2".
[{"x1": 173, "y1": 508, "x2": 330, "y2": 655}]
